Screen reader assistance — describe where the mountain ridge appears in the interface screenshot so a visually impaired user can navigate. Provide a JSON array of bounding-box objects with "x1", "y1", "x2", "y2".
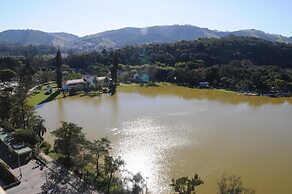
[{"x1": 0, "y1": 25, "x2": 291, "y2": 51}]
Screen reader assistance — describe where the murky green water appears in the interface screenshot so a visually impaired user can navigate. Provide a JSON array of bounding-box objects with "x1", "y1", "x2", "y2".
[{"x1": 37, "y1": 85, "x2": 292, "y2": 194}]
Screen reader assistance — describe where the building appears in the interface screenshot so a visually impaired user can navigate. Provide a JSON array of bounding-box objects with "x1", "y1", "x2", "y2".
[
  {"x1": 198, "y1": 82, "x2": 210, "y2": 88},
  {"x1": 83, "y1": 75, "x2": 94, "y2": 86},
  {"x1": 97, "y1": 76, "x2": 111, "y2": 87},
  {"x1": 133, "y1": 73, "x2": 140, "y2": 82},
  {"x1": 62, "y1": 79, "x2": 86, "y2": 91},
  {"x1": 62, "y1": 76, "x2": 96, "y2": 91},
  {"x1": 141, "y1": 73, "x2": 150, "y2": 83}
]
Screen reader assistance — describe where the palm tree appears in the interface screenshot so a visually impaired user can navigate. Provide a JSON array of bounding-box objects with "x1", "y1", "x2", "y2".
[{"x1": 32, "y1": 116, "x2": 47, "y2": 137}]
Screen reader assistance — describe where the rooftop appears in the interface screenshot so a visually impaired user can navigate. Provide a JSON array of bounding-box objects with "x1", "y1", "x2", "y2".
[
  {"x1": 65, "y1": 79, "x2": 85, "y2": 85},
  {"x1": 0, "y1": 132, "x2": 32, "y2": 156}
]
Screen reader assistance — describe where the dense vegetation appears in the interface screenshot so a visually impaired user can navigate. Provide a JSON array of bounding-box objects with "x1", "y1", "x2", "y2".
[
  {"x1": 0, "y1": 61, "x2": 46, "y2": 145},
  {"x1": 65, "y1": 36, "x2": 292, "y2": 93},
  {"x1": 0, "y1": 43, "x2": 56, "y2": 56},
  {"x1": 1, "y1": 36, "x2": 292, "y2": 94}
]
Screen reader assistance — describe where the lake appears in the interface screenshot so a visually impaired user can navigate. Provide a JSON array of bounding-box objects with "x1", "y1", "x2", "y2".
[{"x1": 36, "y1": 85, "x2": 292, "y2": 194}]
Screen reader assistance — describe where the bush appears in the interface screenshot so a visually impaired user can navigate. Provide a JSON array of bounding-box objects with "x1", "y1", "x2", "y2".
[
  {"x1": 0, "y1": 120, "x2": 16, "y2": 132},
  {"x1": 218, "y1": 175, "x2": 256, "y2": 194},
  {"x1": 40, "y1": 141, "x2": 52, "y2": 154},
  {"x1": 14, "y1": 128, "x2": 38, "y2": 145}
]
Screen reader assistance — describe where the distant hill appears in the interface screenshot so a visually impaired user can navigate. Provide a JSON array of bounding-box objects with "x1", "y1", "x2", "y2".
[
  {"x1": 0, "y1": 30, "x2": 78, "y2": 49},
  {"x1": 0, "y1": 25, "x2": 291, "y2": 51},
  {"x1": 0, "y1": 30, "x2": 54, "y2": 45}
]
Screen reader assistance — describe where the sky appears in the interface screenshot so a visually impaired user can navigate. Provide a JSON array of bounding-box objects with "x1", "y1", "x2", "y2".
[{"x1": 1, "y1": 0, "x2": 292, "y2": 37}]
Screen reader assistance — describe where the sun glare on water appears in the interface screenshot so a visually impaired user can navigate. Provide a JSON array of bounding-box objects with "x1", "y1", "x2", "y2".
[{"x1": 112, "y1": 117, "x2": 190, "y2": 193}]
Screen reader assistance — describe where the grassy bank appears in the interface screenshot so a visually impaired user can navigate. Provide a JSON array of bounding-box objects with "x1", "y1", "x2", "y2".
[
  {"x1": 119, "y1": 82, "x2": 238, "y2": 93},
  {"x1": 119, "y1": 82, "x2": 172, "y2": 87},
  {"x1": 27, "y1": 84, "x2": 63, "y2": 107}
]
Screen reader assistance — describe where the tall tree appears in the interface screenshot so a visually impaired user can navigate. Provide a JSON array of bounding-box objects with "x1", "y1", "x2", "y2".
[
  {"x1": 105, "y1": 155, "x2": 124, "y2": 194},
  {"x1": 110, "y1": 52, "x2": 119, "y2": 94},
  {"x1": 0, "y1": 91, "x2": 14, "y2": 121},
  {"x1": 56, "y1": 50, "x2": 63, "y2": 88},
  {"x1": 75, "y1": 140, "x2": 93, "y2": 180},
  {"x1": 10, "y1": 98, "x2": 35, "y2": 129},
  {"x1": 90, "y1": 137, "x2": 112, "y2": 177},
  {"x1": 111, "y1": 52, "x2": 118, "y2": 85},
  {"x1": 51, "y1": 121, "x2": 85, "y2": 168}
]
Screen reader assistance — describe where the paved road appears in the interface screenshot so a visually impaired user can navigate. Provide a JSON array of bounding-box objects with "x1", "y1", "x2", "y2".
[{"x1": 6, "y1": 160, "x2": 99, "y2": 194}]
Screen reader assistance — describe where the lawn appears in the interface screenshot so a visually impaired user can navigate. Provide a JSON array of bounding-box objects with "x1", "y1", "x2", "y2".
[
  {"x1": 47, "y1": 151, "x2": 61, "y2": 161},
  {"x1": 27, "y1": 85, "x2": 63, "y2": 107}
]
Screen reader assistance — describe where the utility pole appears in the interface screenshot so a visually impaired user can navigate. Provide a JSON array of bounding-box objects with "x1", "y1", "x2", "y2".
[{"x1": 17, "y1": 154, "x2": 22, "y2": 179}]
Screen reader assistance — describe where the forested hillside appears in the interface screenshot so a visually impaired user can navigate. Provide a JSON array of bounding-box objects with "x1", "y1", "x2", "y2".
[
  {"x1": 1, "y1": 25, "x2": 292, "y2": 51},
  {"x1": 65, "y1": 36, "x2": 292, "y2": 93},
  {"x1": 1, "y1": 36, "x2": 291, "y2": 94}
]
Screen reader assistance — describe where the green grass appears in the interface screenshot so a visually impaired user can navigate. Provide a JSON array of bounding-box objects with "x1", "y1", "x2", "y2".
[
  {"x1": 27, "y1": 91, "x2": 49, "y2": 106},
  {"x1": 47, "y1": 152, "x2": 62, "y2": 161},
  {"x1": 119, "y1": 82, "x2": 172, "y2": 87},
  {"x1": 118, "y1": 83, "x2": 140, "y2": 87},
  {"x1": 213, "y1": 88, "x2": 237, "y2": 94},
  {"x1": 27, "y1": 85, "x2": 63, "y2": 107}
]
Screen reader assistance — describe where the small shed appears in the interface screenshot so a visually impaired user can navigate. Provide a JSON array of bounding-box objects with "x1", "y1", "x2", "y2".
[{"x1": 141, "y1": 73, "x2": 150, "y2": 83}]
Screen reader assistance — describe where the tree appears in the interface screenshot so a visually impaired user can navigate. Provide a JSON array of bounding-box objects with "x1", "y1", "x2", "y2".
[
  {"x1": 0, "y1": 69, "x2": 16, "y2": 81},
  {"x1": 9, "y1": 61, "x2": 35, "y2": 129},
  {"x1": 110, "y1": 52, "x2": 118, "y2": 94},
  {"x1": 14, "y1": 128, "x2": 38, "y2": 145},
  {"x1": 170, "y1": 174, "x2": 204, "y2": 194},
  {"x1": 0, "y1": 120, "x2": 16, "y2": 133},
  {"x1": 90, "y1": 137, "x2": 111, "y2": 177},
  {"x1": 18, "y1": 60, "x2": 34, "y2": 100},
  {"x1": 131, "y1": 173, "x2": 145, "y2": 194},
  {"x1": 0, "y1": 91, "x2": 14, "y2": 121},
  {"x1": 56, "y1": 50, "x2": 63, "y2": 88},
  {"x1": 29, "y1": 115, "x2": 47, "y2": 138},
  {"x1": 10, "y1": 101, "x2": 35, "y2": 129},
  {"x1": 104, "y1": 155, "x2": 124, "y2": 194},
  {"x1": 74, "y1": 140, "x2": 93, "y2": 180},
  {"x1": 51, "y1": 121, "x2": 86, "y2": 168},
  {"x1": 218, "y1": 175, "x2": 256, "y2": 194}
]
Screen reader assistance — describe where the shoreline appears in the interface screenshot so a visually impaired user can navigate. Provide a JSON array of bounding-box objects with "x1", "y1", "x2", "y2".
[{"x1": 28, "y1": 82, "x2": 292, "y2": 107}]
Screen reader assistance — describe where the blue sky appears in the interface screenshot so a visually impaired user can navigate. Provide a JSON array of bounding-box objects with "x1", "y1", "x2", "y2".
[{"x1": 1, "y1": 0, "x2": 291, "y2": 37}]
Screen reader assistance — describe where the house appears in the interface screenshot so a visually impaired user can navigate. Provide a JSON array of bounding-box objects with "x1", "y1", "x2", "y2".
[
  {"x1": 83, "y1": 75, "x2": 94, "y2": 86},
  {"x1": 198, "y1": 82, "x2": 210, "y2": 88},
  {"x1": 62, "y1": 75, "x2": 97, "y2": 91},
  {"x1": 133, "y1": 73, "x2": 140, "y2": 81},
  {"x1": 62, "y1": 79, "x2": 86, "y2": 91},
  {"x1": 97, "y1": 76, "x2": 111, "y2": 87},
  {"x1": 141, "y1": 73, "x2": 150, "y2": 83}
]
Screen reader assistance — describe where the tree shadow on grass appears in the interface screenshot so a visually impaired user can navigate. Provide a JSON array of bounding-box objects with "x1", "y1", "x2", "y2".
[
  {"x1": 38, "y1": 91, "x2": 60, "y2": 105},
  {"x1": 38, "y1": 166, "x2": 93, "y2": 194}
]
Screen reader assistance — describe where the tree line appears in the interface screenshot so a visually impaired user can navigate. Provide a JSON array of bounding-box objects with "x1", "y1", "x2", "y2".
[
  {"x1": 64, "y1": 36, "x2": 292, "y2": 93},
  {"x1": 1, "y1": 36, "x2": 292, "y2": 93}
]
